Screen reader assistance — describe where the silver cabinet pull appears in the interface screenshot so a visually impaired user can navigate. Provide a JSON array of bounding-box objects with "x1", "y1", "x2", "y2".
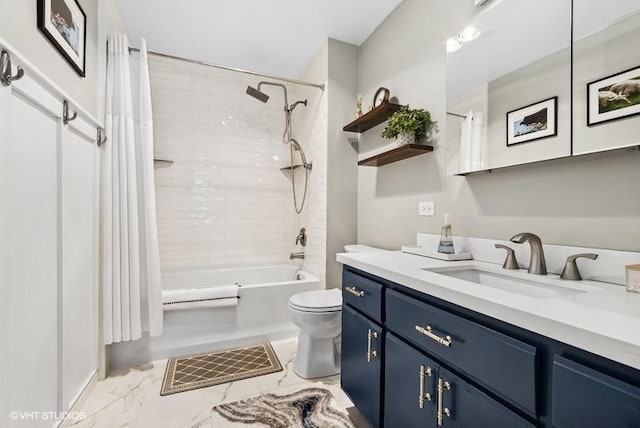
[
  {"x1": 366, "y1": 329, "x2": 378, "y2": 362},
  {"x1": 415, "y1": 325, "x2": 453, "y2": 347},
  {"x1": 0, "y1": 50, "x2": 24, "y2": 87},
  {"x1": 418, "y1": 365, "x2": 433, "y2": 409},
  {"x1": 437, "y1": 377, "x2": 452, "y2": 426},
  {"x1": 345, "y1": 286, "x2": 364, "y2": 297}
]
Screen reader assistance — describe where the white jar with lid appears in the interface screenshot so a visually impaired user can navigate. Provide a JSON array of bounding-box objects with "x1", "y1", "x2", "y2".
[{"x1": 625, "y1": 265, "x2": 640, "y2": 293}]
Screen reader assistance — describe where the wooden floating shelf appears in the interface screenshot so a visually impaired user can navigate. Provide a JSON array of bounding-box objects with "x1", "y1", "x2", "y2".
[
  {"x1": 343, "y1": 101, "x2": 402, "y2": 133},
  {"x1": 358, "y1": 144, "x2": 434, "y2": 167}
]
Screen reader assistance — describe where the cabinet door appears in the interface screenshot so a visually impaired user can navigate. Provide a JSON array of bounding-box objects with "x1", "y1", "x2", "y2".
[
  {"x1": 0, "y1": 71, "x2": 60, "y2": 427},
  {"x1": 552, "y1": 355, "x2": 640, "y2": 428},
  {"x1": 341, "y1": 305, "x2": 383, "y2": 428},
  {"x1": 439, "y1": 368, "x2": 534, "y2": 428},
  {"x1": 384, "y1": 333, "x2": 438, "y2": 428}
]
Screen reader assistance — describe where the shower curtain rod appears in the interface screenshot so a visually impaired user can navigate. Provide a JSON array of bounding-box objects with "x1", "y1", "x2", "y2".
[{"x1": 128, "y1": 47, "x2": 325, "y2": 91}]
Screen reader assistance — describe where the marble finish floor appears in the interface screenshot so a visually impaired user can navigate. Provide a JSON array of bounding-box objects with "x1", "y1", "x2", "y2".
[{"x1": 63, "y1": 338, "x2": 357, "y2": 428}]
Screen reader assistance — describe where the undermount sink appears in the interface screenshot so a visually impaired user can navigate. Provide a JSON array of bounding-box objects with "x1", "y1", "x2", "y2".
[{"x1": 424, "y1": 265, "x2": 599, "y2": 299}]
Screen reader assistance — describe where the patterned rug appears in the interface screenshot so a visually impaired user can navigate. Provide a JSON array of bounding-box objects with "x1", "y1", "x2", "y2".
[
  {"x1": 211, "y1": 387, "x2": 355, "y2": 427},
  {"x1": 160, "y1": 343, "x2": 282, "y2": 395}
]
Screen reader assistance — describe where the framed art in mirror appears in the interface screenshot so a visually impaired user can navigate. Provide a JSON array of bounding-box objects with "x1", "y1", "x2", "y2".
[
  {"x1": 587, "y1": 65, "x2": 640, "y2": 126},
  {"x1": 506, "y1": 97, "x2": 558, "y2": 146}
]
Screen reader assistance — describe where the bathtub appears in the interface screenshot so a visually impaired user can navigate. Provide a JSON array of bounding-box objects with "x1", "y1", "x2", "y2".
[{"x1": 110, "y1": 264, "x2": 320, "y2": 368}]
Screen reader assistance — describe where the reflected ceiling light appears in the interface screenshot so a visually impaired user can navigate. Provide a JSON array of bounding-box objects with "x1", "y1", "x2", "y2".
[
  {"x1": 456, "y1": 26, "x2": 480, "y2": 42},
  {"x1": 446, "y1": 38, "x2": 462, "y2": 53}
]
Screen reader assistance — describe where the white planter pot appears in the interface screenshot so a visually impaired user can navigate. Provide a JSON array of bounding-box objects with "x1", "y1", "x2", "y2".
[{"x1": 396, "y1": 132, "x2": 415, "y2": 146}]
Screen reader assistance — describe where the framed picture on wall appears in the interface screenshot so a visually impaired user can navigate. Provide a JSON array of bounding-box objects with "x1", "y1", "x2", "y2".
[
  {"x1": 587, "y1": 65, "x2": 640, "y2": 126},
  {"x1": 506, "y1": 97, "x2": 557, "y2": 146},
  {"x1": 37, "y1": 0, "x2": 87, "y2": 77}
]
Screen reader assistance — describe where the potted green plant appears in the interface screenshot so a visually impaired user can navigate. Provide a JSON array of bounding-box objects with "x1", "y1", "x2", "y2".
[{"x1": 382, "y1": 105, "x2": 435, "y2": 145}]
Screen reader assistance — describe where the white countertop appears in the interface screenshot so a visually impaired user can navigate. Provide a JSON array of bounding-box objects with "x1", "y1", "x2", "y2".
[{"x1": 337, "y1": 251, "x2": 640, "y2": 371}]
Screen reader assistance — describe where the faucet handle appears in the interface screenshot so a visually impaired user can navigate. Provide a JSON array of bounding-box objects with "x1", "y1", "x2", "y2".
[
  {"x1": 495, "y1": 244, "x2": 519, "y2": 270},
  {"x1": 560, "y1": 253, "x2": 598, "y2": 280}
]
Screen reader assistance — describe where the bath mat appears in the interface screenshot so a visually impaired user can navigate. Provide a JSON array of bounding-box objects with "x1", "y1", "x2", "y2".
[
  {"x1": 211, "y1": 386, "x2": 355, "y2": 427},
  {"x1": 160, "y1": 343, "x2": 282, "y2": 395}
]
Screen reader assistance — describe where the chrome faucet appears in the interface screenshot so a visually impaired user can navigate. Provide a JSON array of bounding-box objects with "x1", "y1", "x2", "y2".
[
  {"x1": 510, "y1": 232, "x2": 547, "y2": 275},
  {"x1": 290, "y1": 252, "x2": 305, "y2": 260}
]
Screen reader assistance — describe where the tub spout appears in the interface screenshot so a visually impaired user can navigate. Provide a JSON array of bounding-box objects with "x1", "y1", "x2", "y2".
[{"x1": 290, "y1": 252, "x2": 305, "y2": 260}]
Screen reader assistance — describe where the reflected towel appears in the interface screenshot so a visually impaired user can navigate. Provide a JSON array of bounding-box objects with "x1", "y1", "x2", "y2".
[
  {"x1": 469, "y1": 111, "x2": 484, "y2": 171},
  {"x1": 459, "y1": 110, "x2": 473, "y2": 172},
  {"x1": 459, "y1": 111, "x2": 485, "y2": 172},
  {"x1": 162, "y1": 284, "x2": 239, "y2": 310}
]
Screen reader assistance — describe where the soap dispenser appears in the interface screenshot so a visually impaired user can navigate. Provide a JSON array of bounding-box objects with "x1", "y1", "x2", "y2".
[{"x1": 438, "y1": 213, "x2": 455, "y2": 254}]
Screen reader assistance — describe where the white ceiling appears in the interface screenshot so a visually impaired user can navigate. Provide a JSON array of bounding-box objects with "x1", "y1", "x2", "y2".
[{"x1": 114, "y1": 0, "x2": 403, "y2": 80}]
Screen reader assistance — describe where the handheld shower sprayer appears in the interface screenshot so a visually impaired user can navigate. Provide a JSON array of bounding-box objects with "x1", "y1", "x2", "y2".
[{"x1": 290, "y1": 139, "x2": 312, "y2": 171}]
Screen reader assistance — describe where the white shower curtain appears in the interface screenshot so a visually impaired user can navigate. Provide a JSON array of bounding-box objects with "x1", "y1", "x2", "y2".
[{"x1": 102, "y1": 34, "x2": 163, "y2": 344}]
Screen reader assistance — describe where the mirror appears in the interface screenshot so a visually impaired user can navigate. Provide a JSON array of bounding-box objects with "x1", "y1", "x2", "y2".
[
  {"x1": 446, "y1": 0, "x2": 571, "y2": 175},
  {"x1": 572, "y1": 1, "x2": 640, "y2": 155}
]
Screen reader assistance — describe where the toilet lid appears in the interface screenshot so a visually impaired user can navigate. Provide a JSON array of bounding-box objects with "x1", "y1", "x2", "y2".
[{"x1": 289, "y1": 289, "x2": 342, "y2": 312}]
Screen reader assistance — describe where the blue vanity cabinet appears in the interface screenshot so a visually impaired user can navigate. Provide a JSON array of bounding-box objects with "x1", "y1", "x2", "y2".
[
  {"x1": 341, "y1": 304, "x2": 383, "y2": 428},
  {"x1": 342, "y1": 268, "x2": 384, "y2": 320},
  {"x1": 384, "y1": 332, "x2": 534, "y2": 428},
  {"x1": 386, "y1": 289, "x2": 537, "y2": 416},
  {"x1": 551, "y1": 355, "x2": 640, "y2": 428},
  {"x1": 341, "y1": 266, "x2": 640, "y2": 428},
  {"x1": 384, "y1": 333, "x2": 439, "y2": 428},
  {"x1": 438, "y1": 368, "x2": 535, "y2": 428}
]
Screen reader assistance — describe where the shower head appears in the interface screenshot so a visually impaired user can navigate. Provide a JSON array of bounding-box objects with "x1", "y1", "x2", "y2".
[
  {"x1": 246, "y1": 86, "x2": 269, "y2": 103},
  {"x1": 247, "y1": 81, "x2": 289, "y2": 108}
]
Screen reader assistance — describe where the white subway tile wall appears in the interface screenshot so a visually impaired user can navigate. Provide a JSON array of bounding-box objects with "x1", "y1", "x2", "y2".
[
  {"x1": 149, "y1": 55, "x2": 325, "y2": 273},
  {"x1": 291, "y1": 83, "x2": 328, "y2": 288}
]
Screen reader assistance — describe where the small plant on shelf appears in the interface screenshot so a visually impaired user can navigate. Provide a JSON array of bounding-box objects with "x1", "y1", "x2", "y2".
[{"x1": 382, "y1": 105, "x2": 435, "y2": 144}]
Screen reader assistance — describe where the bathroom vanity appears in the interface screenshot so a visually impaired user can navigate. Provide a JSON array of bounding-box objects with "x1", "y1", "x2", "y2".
[{"x1": 338, "y1": 251, "x2": 640, "y2": 428}]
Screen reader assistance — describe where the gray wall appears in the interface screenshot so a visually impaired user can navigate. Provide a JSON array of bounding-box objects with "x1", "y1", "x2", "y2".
[
  {"x1": 326, "y1": 39, "x2": 359, "y2": 288},
  {"x1": 357, "y1": 0, "x2": 640, "y2": 251},
  {"x1": 0, "y1": 0, "x2": 99, "y2": 116}
]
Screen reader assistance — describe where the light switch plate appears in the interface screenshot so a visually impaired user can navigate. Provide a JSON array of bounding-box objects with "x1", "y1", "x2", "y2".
[{"x1": 418, "y1": 201, "x2": 435, "y2": 216}]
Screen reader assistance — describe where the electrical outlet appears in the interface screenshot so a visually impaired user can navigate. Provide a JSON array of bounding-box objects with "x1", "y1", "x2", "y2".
[{"x1": 418, "y1": 201, "x2": 435, "y2": 216}]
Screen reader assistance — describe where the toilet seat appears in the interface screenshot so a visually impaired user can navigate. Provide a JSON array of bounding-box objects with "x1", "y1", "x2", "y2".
[{"x1": 288, "y1": 289, "x2": 342, "y2": 313}]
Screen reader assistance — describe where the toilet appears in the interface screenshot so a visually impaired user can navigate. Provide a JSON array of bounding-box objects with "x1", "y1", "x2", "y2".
[{"x1": 288, "y1": 244, "x2": 386, "y2": 378}]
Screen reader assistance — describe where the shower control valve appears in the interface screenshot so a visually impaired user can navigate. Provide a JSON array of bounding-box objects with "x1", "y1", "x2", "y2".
[{"x1": 295, "y1": 228, "x2": 307, "y2": 246}]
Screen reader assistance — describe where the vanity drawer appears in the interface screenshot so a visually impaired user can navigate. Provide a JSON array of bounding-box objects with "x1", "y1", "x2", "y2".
[
  {"x1": 386, "y1": 289, "x2": 537, "y2": 416},
  {"x1": 552, "y1": 355, "x2": 640, "y2": 428},
  {"x1": 342, "y1": 269, "x2": 383, "y2": 321}
]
